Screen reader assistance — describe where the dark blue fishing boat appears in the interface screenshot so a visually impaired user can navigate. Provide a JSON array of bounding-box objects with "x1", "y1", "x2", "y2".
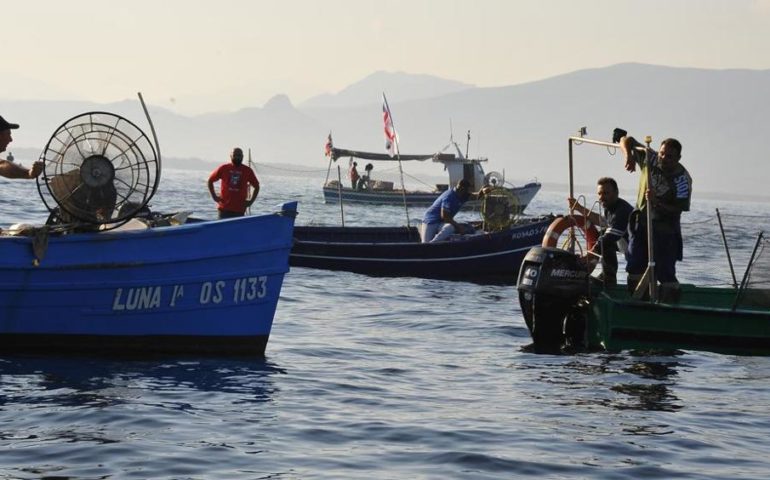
[
  {"x1": 0, "y1": 104, "x2": 297, "y2": 355},
  {"x1": 291, "y1": 215, "x2": 553, "y2": 281}
]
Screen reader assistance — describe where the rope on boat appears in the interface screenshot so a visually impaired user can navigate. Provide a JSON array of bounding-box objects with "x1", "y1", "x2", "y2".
[{"x1": 253, "y1": 164, "x2": 328, "y2": 174}]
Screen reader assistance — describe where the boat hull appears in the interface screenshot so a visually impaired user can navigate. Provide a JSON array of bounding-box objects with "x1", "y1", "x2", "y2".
[
  {"x1": 517, "y1": 246, "x2": 770, "y2": 356},
  {"x1": 588, "y1": 286, "x2": 770, "y2": 355},
  {"x1": 0, "y1": 202, "x2": 298, "y2": 355},
  {"x1": 322, "y1": 182, "x2": 541, "y2": 212},
  {"x1": 291, "y1": 218, "x2": 552, "y2": 281}
]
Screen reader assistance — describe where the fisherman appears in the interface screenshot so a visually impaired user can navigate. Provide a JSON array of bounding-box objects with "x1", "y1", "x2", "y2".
[
  {"x1": 420, "y1": 179, "x2": 490, "y2": 243},
  {"x1": 568, "y1": 177, "x2": 633, "y2": 286},
  {"x1": 0, "y1": 115, "x2": 44, "y2": 180},
  {"x1": 349, "y1": 161, "x2": 360, "y2": 190},
  {"x1": 358, "y1": 162, "x2": 374, "y2": 190},
  {"x1": 207, "y1": 147, "x2": 260, "y2": 219},
  {"x1": 619, "y1": 132, "x2": 692, "y2": 300}
]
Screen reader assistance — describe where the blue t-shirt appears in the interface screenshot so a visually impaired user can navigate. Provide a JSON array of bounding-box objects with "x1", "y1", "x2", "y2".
[{"x1": 423, "y1": 188, "x2": 464, "y2": 224}]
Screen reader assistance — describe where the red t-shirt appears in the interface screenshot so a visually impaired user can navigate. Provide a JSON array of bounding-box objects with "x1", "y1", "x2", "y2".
[{"x1": 209, "y1": 163, "x2": 259, "y2": 214}]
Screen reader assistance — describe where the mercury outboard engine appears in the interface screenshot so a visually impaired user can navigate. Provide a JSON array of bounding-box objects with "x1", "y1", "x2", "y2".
[{"x1": 517, "y1": 246, "x2": 594, "y2": 351}]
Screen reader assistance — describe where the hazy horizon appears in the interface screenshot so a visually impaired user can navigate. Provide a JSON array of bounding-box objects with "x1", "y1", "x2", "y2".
[{"x1": 4, "y1": 0, "x2": 770, "y2": 115}]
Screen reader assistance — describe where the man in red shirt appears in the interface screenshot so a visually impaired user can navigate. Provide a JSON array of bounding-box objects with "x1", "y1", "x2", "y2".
[{"x1": 207, "y1": 147, "x2": 260, "y2": 219}]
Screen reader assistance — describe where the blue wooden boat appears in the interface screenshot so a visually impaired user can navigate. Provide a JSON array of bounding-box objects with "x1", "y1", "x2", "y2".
[
  {"x1": 290, "y1": 216, "x2": 553, "y2": 281},
  {"x1": 0, "y1": 202, "x2": 297, "y2": 355}
]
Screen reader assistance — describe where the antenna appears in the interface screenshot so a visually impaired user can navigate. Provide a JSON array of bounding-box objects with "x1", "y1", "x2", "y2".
[{"x1": 465, "y1": 130, "x2": 471, "y2": 158}]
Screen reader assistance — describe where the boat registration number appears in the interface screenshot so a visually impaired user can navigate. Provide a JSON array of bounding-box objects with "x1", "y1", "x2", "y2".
[{"x1": 111, "y1": 276, "x2": 269, "y2": 311}]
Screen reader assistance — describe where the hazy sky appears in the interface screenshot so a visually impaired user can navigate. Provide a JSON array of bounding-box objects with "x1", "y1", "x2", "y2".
[{"x1": 4, "y1": 0, "x2": 770, "y2": 114}]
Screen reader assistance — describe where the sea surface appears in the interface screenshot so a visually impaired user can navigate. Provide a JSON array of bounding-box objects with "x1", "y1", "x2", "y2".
[{"x1": 1, "y1": 166, "x2": 770, "y2": 479}]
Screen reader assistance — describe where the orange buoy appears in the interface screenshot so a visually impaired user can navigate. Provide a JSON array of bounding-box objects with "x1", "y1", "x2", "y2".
[{"x1": 541, "y1": 215, "x2": 599, "y2": 251}]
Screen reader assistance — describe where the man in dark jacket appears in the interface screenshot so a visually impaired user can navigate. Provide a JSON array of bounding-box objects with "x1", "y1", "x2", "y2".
[{"x1": 568, "y1": 177, "x2": 633, "y2": 286}]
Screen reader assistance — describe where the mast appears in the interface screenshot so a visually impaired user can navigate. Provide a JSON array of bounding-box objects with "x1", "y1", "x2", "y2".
[
  {"x1": 383, "y1": 93, "x2": 410, "y2": 227},
  {"x1": 465, "y1": 130, "x2": 471, "y2": 159}
]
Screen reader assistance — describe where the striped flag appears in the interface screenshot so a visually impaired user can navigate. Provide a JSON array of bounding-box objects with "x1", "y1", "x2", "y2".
[
  {"x1": 324, "y1": 132, "x2": 333, "y2": 157},
  {"x1": 382, "y1": 94, "x2": 399, "y2": 157}
]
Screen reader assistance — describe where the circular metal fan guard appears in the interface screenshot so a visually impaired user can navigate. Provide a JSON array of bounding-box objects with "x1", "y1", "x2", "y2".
[{"x1": 37, "y1": 111, "x2": 159, "y2": 228}]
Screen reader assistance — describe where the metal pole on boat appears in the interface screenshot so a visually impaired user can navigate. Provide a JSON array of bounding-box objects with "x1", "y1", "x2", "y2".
[
  {"x1": 383, "y1": 93, "x2": 410, "y2": 227},
  {"x1": 567, "y1": 137, "x2": 575, "y2": 206},
  {"x1": 465, "y1": 130, "x2": 471, "y2": 159},
  {"x1": 324, "y1": 133, "x2": 334, "y2": 187},
  {"x1": 716, "y1": 208, "x2": 738, "y2": 288},
  {"x1": 336, "y1": 165, "x2": 345, "y2": 227},
  {"x1": 324, "y1": 157, "x2": 333, "y2": 186},
  {"x1": 396, "y1": 152, "x2": 411, "y2": 227},
  {"x1": 567, "y1": 133, "x2": 648, "y2": 265},
  {"x1": 732, "y1": 231, "x2": 764, "y2": 311},
  {"x1": 247, "y1": 148, "x2": 253, "y2": 216},
  {"x1": 644, "y1": 136, "x2": 657, "y2": 303},
  {"x1": 566, "y1": 128, "x2": 587, "y2": 253},
  {"x1": 567, "y1": 137, "x2": 575, "y2": 253},
  {"x1": 137, "y1": 92, "x2": 162, "y2": 187}
]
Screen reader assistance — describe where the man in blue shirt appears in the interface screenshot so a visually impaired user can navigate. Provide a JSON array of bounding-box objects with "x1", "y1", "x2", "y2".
[{"x1": 420, "y1": 179, "x2": 489, "y2": 243}]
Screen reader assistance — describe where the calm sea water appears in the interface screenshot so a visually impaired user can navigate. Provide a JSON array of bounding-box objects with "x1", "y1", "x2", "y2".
[{"x1": 1, "y1": 166, "x2": 770, "y2": 479}]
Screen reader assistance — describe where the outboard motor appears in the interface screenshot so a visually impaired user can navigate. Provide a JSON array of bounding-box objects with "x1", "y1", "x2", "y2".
[{"x1": 517, "y1": 246, "x2": 593, "y2": 351}]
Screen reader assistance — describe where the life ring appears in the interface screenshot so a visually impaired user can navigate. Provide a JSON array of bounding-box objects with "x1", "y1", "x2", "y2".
[{"x1": 541, "y1": 214, "x2": 599, "y2": 251}]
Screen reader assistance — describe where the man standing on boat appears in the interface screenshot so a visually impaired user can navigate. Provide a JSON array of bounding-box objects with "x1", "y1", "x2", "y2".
[
  {"x1": 0, "y1": 115, "x2": 43, "y2": 180},
  {"x1": 349, "y1": 161, "x2": 360, "y2": 190},
  {"x1": 420, "y1": 179, "x2": 490, "y2": 243},
  {"x1": 619, "y1": 134, "x2": 692, "y2": 298},
  {"x1": 208, "y1": 147, "x2": 260, "y2": 219},
  {"x1": 568, "y1": 177, "x2": 633, "y2": 286}
]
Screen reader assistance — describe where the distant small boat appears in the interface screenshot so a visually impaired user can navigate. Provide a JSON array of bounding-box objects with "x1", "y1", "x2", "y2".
[
  {"x1": 323, "y1": 180, "x2": 542, "y2": 212},
  {"x1": 323, "y1": 140, "x2": 541, "y2": 213},
  {"x1": 291, "y1": 216, "x2": 553, "y2": 282},
  {"x1": 0, "y1": 202, "x2": 298, "y2": 356}
]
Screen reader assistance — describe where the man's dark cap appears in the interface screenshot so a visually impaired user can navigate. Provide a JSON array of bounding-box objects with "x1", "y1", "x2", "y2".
[{"x1": 0, "y1": 116, "x2": 19, "y2": 131}]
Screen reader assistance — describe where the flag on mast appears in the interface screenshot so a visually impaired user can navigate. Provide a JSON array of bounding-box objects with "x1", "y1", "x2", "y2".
[
  {"x1": 382, "y1": 94, "x2": 399, "y2": 157},
  {"x1": 324, "y1": 132, "x2": 333, "y2": 157}
]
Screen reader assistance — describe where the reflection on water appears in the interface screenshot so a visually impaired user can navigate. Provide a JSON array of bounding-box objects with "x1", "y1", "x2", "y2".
[
  {"x1": 0, "y1": 356, "x2": 284, "y2": 408},
  {"x1": 533, "y1": 353, "x2": 684, "y2": 416}
]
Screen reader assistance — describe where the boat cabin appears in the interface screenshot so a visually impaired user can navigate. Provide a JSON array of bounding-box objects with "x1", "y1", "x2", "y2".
[{"x1": 434, "y1": 154, "x2": 489, "y2": 192}]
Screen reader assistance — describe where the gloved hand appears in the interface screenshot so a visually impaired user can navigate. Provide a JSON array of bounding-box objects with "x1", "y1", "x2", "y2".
[{"x1": 612, "y1": 128, "x2": 628, "y2": 143}]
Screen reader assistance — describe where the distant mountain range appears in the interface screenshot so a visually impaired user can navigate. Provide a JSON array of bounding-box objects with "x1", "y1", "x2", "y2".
[
  {"x1": 2, "y1": 63, "x2": 769, "y2": 198},
  {"x1": 299, "y1": 71, "x2": 473, "y2": 109}
]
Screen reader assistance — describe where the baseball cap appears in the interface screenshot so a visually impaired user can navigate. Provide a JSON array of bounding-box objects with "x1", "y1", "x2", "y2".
[{"x1": 0, "y1": 116, "x2": 20, "y2": 131}]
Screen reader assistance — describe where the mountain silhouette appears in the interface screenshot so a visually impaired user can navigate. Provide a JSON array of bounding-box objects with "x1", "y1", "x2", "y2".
[{"x1": 2, "y1": 64, "x2": 769, "y2": 197}]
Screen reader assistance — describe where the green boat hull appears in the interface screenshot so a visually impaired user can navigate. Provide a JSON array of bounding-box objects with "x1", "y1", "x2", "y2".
[{"x1": 586, "y1": 285, "x2": 770, "y2": 355}]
